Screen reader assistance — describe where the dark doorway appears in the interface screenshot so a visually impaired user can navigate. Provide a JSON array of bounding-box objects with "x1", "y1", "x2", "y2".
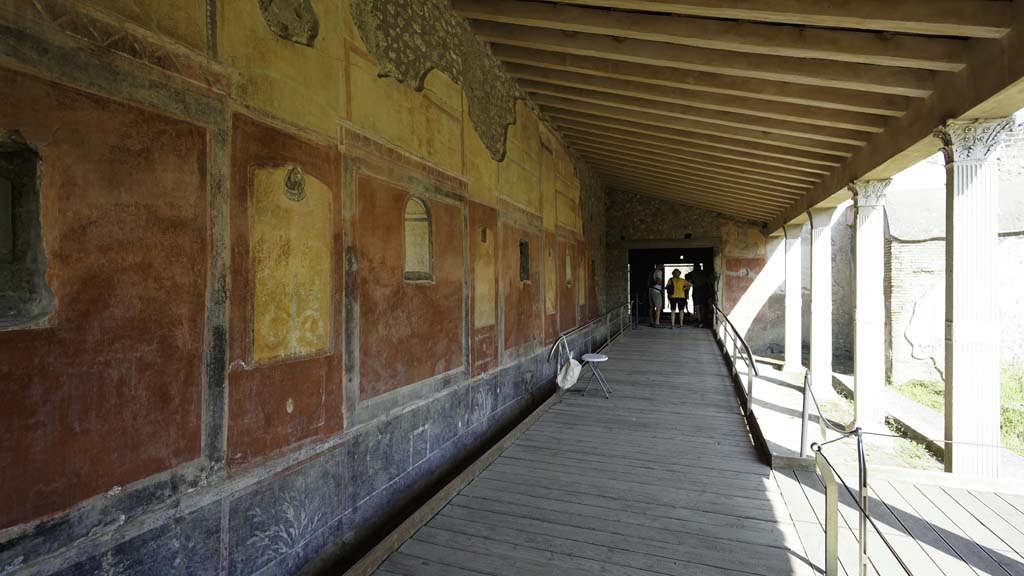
[{"x1": 628, "y1": 247, "x2": 715, "y2": 326}]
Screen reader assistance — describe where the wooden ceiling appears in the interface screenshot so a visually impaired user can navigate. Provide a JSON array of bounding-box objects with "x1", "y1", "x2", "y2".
[{"x1": 456, "y1": 0, "x2": 1024, "y2": 226}]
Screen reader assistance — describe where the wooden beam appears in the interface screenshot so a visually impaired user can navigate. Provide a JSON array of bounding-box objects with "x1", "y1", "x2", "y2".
[
  {"x1": 557, "y1": 122, "x2": 828, "y2": 177},
  {"x1": 545, "y1": 0, "x2": 1012, "y2": 39},
  {"x1": 585, "y1": 155, "x2": 798, "y2": 202},
  {"x1": 472, "y1": 21, "x2": 936, "y2": 96},
  {"x1": 458, "y1": 0, "x2": 965, "y2": 70},
  {"x1": 493, "y1": 45, "x2": 910, "y2": 116},
  {"x1": 523, "y1": 81, "x2": 870, "y2": 145},
  {"x1": 505, "y1": 63, "x2": 887, "y2": 131},
  {"x1": 550, "y1": 113, "x2": 834, "y2": 172},
  {"x1": 600, "y1": 178, "x2": 778, "y2": 219},
  {"x1": 574, "y1": 146, "x2": 808, "y2": 196},
  {"x1": 600, "y1": 175, "x2": 778, "y2": 219},
  {"x1": 766, "y1": 0, "x2": 1024, "y2": 232},
  {"x1": 536, "y1": 95, "x2": 856, "y2": 156},
  {"x1": 565, "y1": 135, "x2": 815, "y2": 188},
  {"x1": 563, "y1": 129, "x2": 821, "y2": 183}
]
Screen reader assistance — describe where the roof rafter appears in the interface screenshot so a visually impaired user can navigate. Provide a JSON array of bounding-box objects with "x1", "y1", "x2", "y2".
[
  {"x1": 472, "y1": 21, "x2": 936, "y2": 96},
  {"x1": 545, "y1": 0, "x2": 1012, "y2": 39},
  {"x1": 457, "y1": 0, "x2": 966, "y2": 70}
]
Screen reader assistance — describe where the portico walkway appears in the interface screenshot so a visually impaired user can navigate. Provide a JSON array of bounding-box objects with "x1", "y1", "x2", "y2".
[{"x1": 372, "y1": 326, "x2": 815, "y2": 575}]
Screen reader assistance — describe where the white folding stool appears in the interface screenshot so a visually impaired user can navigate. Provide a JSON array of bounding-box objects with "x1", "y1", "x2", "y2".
[{"x1": 581, "y1": 353, "x2": 612, "y2": 398}]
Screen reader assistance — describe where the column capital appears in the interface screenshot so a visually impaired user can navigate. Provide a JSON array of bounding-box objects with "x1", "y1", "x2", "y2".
[
  {"x1": 851, "y1": 179, "x2": 891, "y2": 208},
  {"x1": 783, "y1": 222, "x2": 805, "y2": 238},
  {"x1": 933, "y1": 117, "x2": 1014, "y2": 164},
  {"x1": 808, "y1": 204, "x2": 845, "y2": 229}
]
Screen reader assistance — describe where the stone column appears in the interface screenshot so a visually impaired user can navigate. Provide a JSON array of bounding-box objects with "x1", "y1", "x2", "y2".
[
  {"x1": 851, "y1": 180, "x2": 890, "y2": 433},
  {"x1": 784, "y1": 223, "x2": 805, "y2": 372},
  {"x1": 934, "y1": 117, "x2": 1013, "y2": 476},
  {"x1": 808, "y1": 204, "x2": 844, "y2": 397}
]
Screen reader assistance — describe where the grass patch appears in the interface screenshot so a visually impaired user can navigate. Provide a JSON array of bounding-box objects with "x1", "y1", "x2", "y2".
[
  {"x1": 891, "y1": 364, "x2": 1024, "y2": 457},
  {"x1": 887, "y1": 421, "x2": 941, "y2": 470}
]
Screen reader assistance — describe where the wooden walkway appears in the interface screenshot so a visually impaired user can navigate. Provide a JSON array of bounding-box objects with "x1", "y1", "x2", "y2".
[
  {"x1": 779, "y1": 468, "x2": 1024, "y2": 576},
  {"x1": 373, "y1": 326, "x2": 815, "y2": 576}
]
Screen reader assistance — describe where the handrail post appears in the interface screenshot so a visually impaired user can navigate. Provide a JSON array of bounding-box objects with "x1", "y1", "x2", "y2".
[
  {"x1": 856, "y1": 429, "x2": 869, "y2": 576},
  {"x1": 815, "y1": 447, "x2": 840, "y2": 576},
  {"x1": 800, "y1": 371, "x2": 811, "y2": 458},
  {"x1": 745, "y1": 362, "x2": 754, "y2": 415}
]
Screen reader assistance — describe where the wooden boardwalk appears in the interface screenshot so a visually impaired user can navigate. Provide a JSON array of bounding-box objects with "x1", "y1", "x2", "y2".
[
  {"x1": 373, "y1": 326, "x2": 815, "y2": 576},
  {"x1": 779, "y1": 468, "x2": 1024, "y2": 576}
]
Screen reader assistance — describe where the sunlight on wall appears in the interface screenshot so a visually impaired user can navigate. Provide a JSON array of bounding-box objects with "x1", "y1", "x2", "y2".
[{"x1": 730, "y1": 236, "x2": 785, "y2": 337}]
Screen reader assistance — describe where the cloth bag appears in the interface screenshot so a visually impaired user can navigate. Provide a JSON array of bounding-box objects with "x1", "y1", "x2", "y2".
[{"x1": 555, "y1": 338, "x2": 581, "y2": 390}]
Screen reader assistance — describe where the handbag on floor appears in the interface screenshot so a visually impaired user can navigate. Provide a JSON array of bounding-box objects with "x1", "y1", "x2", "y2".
[{"x1": 555, "y1": 337, "x2": 581, "y2": 390}]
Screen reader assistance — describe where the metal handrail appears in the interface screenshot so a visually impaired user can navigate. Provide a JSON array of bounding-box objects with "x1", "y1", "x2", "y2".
[
  {"x1": 547, "y1": 301, "x2": 633, "y2": 362},
  {"x1": 711, "y1": 304, "x2": 759, "y2": 414}
]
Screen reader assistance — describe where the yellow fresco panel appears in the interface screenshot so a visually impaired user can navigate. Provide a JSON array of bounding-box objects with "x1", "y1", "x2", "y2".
[
  {"x1": 219, "y1": 0, "x2": 344, "y2": 137},
  {"x1": 541, "y1": 147, "x2": 557, "y2": 230},
  {"x1": 556, "y1": 192, "x2": 577, "y2": 231},
  {"x1": 505, "y1": 102, "x2": 540, "y2": 169},
  {"x1": 498, "y1": 158, "x2": 540, "y2": 214},
  {"x1": 250, "y1": 166, "x2": 333, "y2": 362},
  {"x1": 474, "y1": 227, "x2": 496, "y2": 327},
  {"x1": 348, "y1": 52, "x2": 462, "y2": 173},
  {"x1": 578, "y1": 253, "x2": 586, "y2": 303},
  {"x1": 464, "y1": 103, "x2": 499, "y2": 206},
  {"x1": 545, "y1": 244, "x2": 557, "y2": 314},
  {"x1": 91, "y1": 0, "x2": 208, "y2": 51}
]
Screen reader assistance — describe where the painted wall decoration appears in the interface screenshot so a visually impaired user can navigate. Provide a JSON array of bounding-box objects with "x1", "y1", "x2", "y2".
[
  {"x1": 354, "y1": 171, "x2": 465, "y2": 399},
  {"x1": 228, "y1": 114, "x2": 344, "y2": 468},
  {"x1": 0, "y1": 68, "x2": 209, "y2": 528},
  {"x1": 559, "y1": 239, "x2": 578, "y2": 333},
  {"x1": 470, "y1": 202, "x2": 498, "y2": 375},
  {"x1": 251, "y1": 165, "x2": 333, "y2": 362},
  {"x1": 258, "y1": 0, "x2": 320, "y2": 47},
  {"x1": 502, "y1": 221, "x2": 542, "y2": 355},
  {"x1": 544, "y1": 230, "x2": 559, "y2": 344}
]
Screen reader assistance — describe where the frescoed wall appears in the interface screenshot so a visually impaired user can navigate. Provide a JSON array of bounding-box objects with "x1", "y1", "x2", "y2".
[
  {"x1": 0, "y1": 1, "x2": 609, "y2": 574},
  {"x1": 0, "y1": 68, "x2": 209, "y2": 528}
]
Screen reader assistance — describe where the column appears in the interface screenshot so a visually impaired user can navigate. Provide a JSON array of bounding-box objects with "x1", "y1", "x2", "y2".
[
  {"x1": 808, "y1": 204, "x2": 845, "y2": 398},
  {"x1": 934, "y1": 117, "x2": 1013, "y2": 476},
  {"x1": 851, "y1": 179, "x2": 890, "y2": 433},
  {"x1": 784, "y1": 223, "x2": 805, "y2": 372}
]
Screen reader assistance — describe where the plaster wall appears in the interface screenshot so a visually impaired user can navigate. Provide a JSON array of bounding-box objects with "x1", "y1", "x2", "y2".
[
  {"x1": 886, "y1": 129, "x2": 1024, "y2": 384},
  {"x1": 0, "y1": 1, "x2": 610, "y2": 574}
]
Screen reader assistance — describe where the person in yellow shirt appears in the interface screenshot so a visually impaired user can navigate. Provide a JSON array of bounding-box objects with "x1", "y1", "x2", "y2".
[{"x1": 666, "y1": 269, "x2": 691, "y2": 329}]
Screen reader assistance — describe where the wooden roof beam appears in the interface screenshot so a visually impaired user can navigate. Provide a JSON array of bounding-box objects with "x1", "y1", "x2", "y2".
[
  {"x1": 599, "y1": 174, "x2": 780, "y2": 219},
  {"x1": 605, "y1": 184, "x2": 772, "y2": 221},
  {"x1": 546, "y1": 1, "x2": 1012, "y2": 39},
  {"x1": 573, "y1": 146, "x2": 810, "y2": 195},
  {"x1": 564, "y1": 135, "x2": 816, "y2": 187},
  {"x1": 556, "y1": 122, "x2": 828, "y2": 177},
  {"x1": 458, "y1": 0, "x2": 966, "y2": 70},
  {"x1": 588, "y1": 157, "x2": 800, "y2": 203},
  {"x1": 599, "y1": 177, "x2": 780, "y2": 218},
  {"x1": 523, "y1": 81, "x2": 870, "y2": 145},
  {"x1": 472, "y1": 21, "x2": 936, "y2": 96},
  {"x1": 505, "y1": 62, "x2": 888, "y2": 131},
  {"x1": 493, "y1": 46, "x2": 910, "y2": 116},
  {"x1": 537, "y1": 98, "x2": 855, "y2": 159}
]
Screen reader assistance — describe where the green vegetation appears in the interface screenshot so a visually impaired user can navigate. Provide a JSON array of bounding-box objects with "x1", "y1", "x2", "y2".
[
  {"x1": 891, "y1": 363, "x2": 1024, "y2": 457},
  {"x1": 887, "y1": 421, "x2": 941, "y2": 470}
]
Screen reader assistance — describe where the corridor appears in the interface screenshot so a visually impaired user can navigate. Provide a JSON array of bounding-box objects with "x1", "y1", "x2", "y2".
[{"x1": 373, "y1": 327, "x2": 814, "y2": 576}]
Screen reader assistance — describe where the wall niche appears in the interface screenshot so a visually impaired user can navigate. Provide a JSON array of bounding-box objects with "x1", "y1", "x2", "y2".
[{"x1": 0, "y1": 129, "x2": 53, "y2": 328}]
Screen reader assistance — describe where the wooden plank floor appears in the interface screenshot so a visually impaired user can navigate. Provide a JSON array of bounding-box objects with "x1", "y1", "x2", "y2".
[
  {"x1": 374, "y1": 326, "x2": 816, "y2": 576},
  {"x1": 780, "y1": 464, "x2": 1024, "y2": 575}
]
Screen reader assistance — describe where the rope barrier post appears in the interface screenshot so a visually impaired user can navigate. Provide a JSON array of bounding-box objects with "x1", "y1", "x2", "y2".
[
  {"x1": 856, "y1": 429, "x2": 869, "y2": 576},
  {"x1": 800, "y1": 371, "x2": 811, "y2": 458},
  {"x1": 814, "y1": 446, "x2": 840, "y2": 576}
]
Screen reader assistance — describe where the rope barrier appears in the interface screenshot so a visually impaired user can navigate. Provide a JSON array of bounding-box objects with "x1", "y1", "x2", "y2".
[{"x1": 814, "y1": 444, "x2": 915, "y2": 575}]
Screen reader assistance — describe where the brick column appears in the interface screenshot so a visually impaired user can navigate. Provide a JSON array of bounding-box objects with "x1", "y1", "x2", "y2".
[
  {"x1": 934, "y1": 117, "x2": 1013, "y2": 476},
  {"x1": 808, "y1": 204, "x2": 845, "y2": 397},
  {"x1": 851, "y1": 180, "x2": 890, "y2": 433},
  {"x1": 784, "y1": 223, "x2": 805, "y2": 372}
]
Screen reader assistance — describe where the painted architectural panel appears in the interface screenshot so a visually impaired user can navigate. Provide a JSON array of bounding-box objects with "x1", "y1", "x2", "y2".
[
  {"x1": 355, "y1": 173, "x2": 464, "y2": 399},
  {"x1": 470, "y1": 202, "x2": 498, "y2": 375},
  {"x1": 228, "y1": 114, "x2": 344, "y2": 469},
  {"x1": 0, "y1": 68, "x2": 208, "y2": 528},
  {"x1": 544, "y1": 231, "x2": 559, "y2": 344},
  {"x1": 558, "y1": 239, "x2": 578, "y2": 333},
  {"x1": 502, "y1": 221, "x2": 542, "y2": 355},
  {"x1": 251, "y1": 166, "x2": 333, "y2": 362}
]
